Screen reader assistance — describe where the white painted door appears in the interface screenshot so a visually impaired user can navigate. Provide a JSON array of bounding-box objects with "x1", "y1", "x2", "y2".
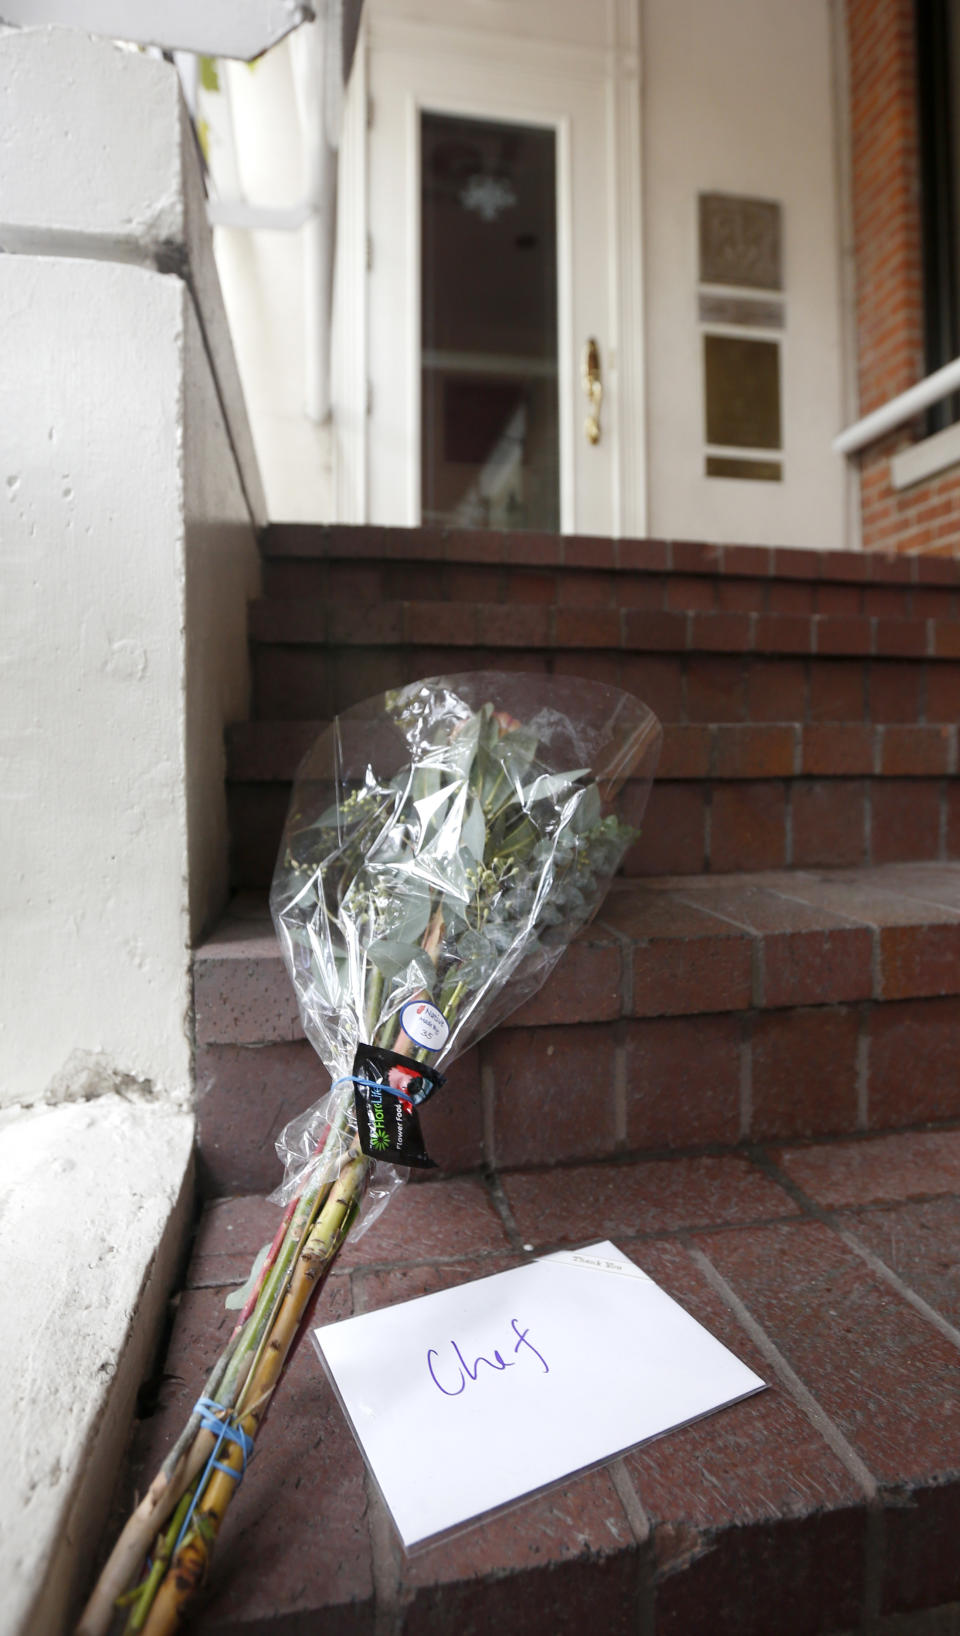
[{"x1": 364, "y1": 4, "x2": 643, "y2": 536}]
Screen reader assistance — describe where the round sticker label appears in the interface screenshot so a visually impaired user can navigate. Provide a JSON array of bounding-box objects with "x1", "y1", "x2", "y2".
[{"x1": 400, "y1": 1001, "x2": 449, "y2": 1052}]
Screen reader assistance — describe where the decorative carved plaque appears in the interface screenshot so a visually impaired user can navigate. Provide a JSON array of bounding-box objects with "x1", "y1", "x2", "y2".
[{"x1": 699, "y1": 194, "x2": 782, "y2": 291}]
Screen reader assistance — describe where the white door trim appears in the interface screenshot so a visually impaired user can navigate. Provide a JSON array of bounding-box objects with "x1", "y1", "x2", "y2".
[
  {"x1": 609, "y1": 0, "x2": 646, "y2": 536},
  {"x1": 330, "y1": 17, "x2": 369, "y2": 523}
]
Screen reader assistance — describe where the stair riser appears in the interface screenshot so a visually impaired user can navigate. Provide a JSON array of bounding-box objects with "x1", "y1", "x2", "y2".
[
  {"x1": 195, "y1": 994, "x2": 960, "y2": 1194},
  {"x1": 251, "y1": 645, "x2": 960, "y2": 728},
  {"x1": 263, "y1": 520, "x2": 960, "y2": 588},
  {"x1": 262, "y1": 555, "x2": 960, "y2": 620},
  {"x1": 227, "y1": 776, "x2": 960, "y2": 888},
  {"x1": 251, "y1": 597, "x2": 960, "y2": 660},
  {"x1": 196, "y1": 856, "x2": 960, "y2": 1190},
  {"x1": 229, "y1": 718, "x2": 960, "y2": 782}
]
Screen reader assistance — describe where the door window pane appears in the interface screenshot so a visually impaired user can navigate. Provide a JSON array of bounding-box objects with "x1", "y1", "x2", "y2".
[{"x1": 421, "y1": 111, "x2": 559, "y2": 531}]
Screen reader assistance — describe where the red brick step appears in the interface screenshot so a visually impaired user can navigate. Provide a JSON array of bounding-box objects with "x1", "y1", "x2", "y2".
[
  {"x1": 127, "y1": 1124, "x2": 960, "y2": 1635},
  {"x1": 233, "y1": 527, "x2": 960, "y2": 891},
  {"x1": 226, "y1": 717, "x2": 960, "y2": 887},
  {"x1": 250, "y1": 612, "x2": 960, "y2": 722},
  {"x1": 250, "y1": 593, "x2": 960, "y2": 662},
  {"x1": 194, "y1": 862, "x2": 960, "y2": 1195},
  {"x1": 263, "y1": 520, "x2": 960, "y2": 591}
]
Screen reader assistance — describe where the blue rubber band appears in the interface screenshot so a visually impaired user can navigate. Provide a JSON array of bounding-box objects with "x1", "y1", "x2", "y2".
[
  {"x1": 173, "y1": 1397, "x2": 254, "y2": 1555},
  {"x1": 333, "y1": 1072, "x2": 430, "y2": 1107},
  {"x1": 194, "y1": 1396, "x2": 254, "y2": 1467}
]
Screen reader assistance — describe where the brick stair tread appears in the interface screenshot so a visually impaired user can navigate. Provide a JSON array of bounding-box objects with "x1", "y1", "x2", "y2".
[
  {"x1": 263, "y1": 521, "x2": 960, "y2": 588},
  {"x1": 130, "y1": 1126, "x2": 960, "y2": 1635},
  {"x1": 227, "y1": 718, "x2": 960, "y2": 783},
  {"x1": 195, "y1": 862, "x2": 960, "y2": 1047},
  {"x1": 249, "y1": 595, "x2": 960, "y2": 662}
]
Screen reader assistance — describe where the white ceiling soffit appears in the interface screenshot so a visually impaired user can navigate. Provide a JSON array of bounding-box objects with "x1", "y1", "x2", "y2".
[{"x1": 0, "y1": 0, "x2": 315, "y2": 60}]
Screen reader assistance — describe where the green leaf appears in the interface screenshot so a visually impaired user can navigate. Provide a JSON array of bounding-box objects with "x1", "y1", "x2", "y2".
[
  {"x1": 492, "y1": 726, "x2": 539, "y2": 783},
  {"x1": 461, "y1": 794, "x2": 486, "y2": 861},
  {"x1": 392, "y1": 897, "x2": 433, "y2": 944},
  {"x1": 368, "y1": 939, "x2": 436, "y2": 987},
  {"x1": 442, "y1": 893, "x2": 469, "y2": 931},
  {"x1": 224, "y1": 1240, "x2": 270, "y2": 1309},
  {"x1": 522, "y1": 769, "x2": 590, "y2": 807},
  {"x1": 199, "y1": 55, "x2": 220, "y2": 92},
  {"x1": 570, "y1": 781, "x2": 602, "y2": 833}
]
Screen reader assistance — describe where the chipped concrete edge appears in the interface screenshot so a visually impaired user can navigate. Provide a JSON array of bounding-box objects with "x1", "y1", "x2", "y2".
[{"x1": 2, "y1": 1104, "x2": 197, "y2": 1636}]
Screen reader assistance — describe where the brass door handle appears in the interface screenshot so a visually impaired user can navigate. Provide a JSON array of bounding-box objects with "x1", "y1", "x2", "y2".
[{"x1": 582, "y1": 337, "x2": 602, "y2": 445}]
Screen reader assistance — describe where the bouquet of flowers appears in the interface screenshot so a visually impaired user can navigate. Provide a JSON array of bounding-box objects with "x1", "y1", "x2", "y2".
[{"x1": 79, "y1": 672, "x2": 660, "y2": 1636}]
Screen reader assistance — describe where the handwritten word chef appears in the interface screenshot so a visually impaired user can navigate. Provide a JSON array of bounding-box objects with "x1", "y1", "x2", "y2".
[{"x1": 426, "y1": 1318, "x2": 549, "y2": 1396}]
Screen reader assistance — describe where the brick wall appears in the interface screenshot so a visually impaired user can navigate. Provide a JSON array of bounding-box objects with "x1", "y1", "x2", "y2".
[{"x1": 847, "y1": 0, "x2": 960, "y2": 554}]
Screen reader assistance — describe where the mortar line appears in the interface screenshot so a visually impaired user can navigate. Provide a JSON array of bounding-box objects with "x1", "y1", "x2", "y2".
[
  {"x1": 609, "y1": 1459, "x2": 656, "y2": 1636},
  {"x1": 862, "y1": 1501, "x2": 885, "y2": 1634},
  {"x1": 366, "y1": 1473, "x2": 407, "y2": 1636},
  {"x1": 483, "y1": 1168, "x2": 526, "y2": 1254},
  {"x1": 755, "y1": 1149, "x2": 960, "y2": 1358},
  {"x1": 594, "y1": 913, "x2": 632, "y2": 1016},
  {"x1": 609, "y1": 1457, "x2": 651, "y2": 1545},
  {"x1": 686, "y1": 1245, "x2": 879, "y2": 1499},
  {"x1": 481, "y1": 1059, "x2": 497, "y2": 1172},
  {"x1": 613, "y1": 1028, "x2": 628, "y2": 1149},
  {"x1": 841, "y1": 1222, "x2": 960, "y2": 1357},
  {"x1": 856, "y1": 1009, "x2": 870, "y2": 1130},
  {"x1": 739, "y1": 1013, "x2": 754, "y2": 1141}
]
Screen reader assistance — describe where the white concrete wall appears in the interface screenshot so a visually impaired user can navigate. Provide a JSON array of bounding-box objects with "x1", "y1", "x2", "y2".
[
  {"x1": 0, "y1": 33, "x2": 261, "y2": 1635},
  {"x1": 0, "y1": 28, "x2": 262, "y2": 1107},
  {"x1": 642, "y1": 0, "x2": 847, "y2": 548},
  {"x1": 2, "y1": 255, "x2": 195, "y2": 1106}
]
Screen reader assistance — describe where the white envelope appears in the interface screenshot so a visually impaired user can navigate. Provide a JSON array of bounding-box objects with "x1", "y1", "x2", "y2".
[{"x1": 313, "y1": 1240, "x2": 766, "y2": 1549}]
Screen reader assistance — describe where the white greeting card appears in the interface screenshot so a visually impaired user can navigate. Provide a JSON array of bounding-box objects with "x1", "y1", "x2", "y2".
[{"x1": 312, "y1": 1241, "x2": 765, "y2": 1548}]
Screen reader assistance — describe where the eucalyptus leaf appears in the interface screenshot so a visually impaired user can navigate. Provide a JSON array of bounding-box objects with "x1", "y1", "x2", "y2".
[
  {"x1": 392, "y1": 897, "x2": 432, "y2": 944},
  {"x1": 461, "y1": 794, "x2": 486, "y2": 861},
  {"x1": 491, "y1": 726, "x2": 539, "y2": 783},
  {"x1": 570, "y1": 781, "x2": 602, "y2": 833},
  {"x1": 224, "y1": 1240, "x2": 270, "y2": 1310},
  {"x1": 456, "y1": 929, "x2": 495, "y2": 960},
  {"x1": 442, "y1": 893, "x2": 469, "y2": 931},
  {"x1": 368, "y1": 939, "x2": 436, "y2": 988},
  {"x1": 522, "y1": 769, "x2": 591, "y2": 807}
]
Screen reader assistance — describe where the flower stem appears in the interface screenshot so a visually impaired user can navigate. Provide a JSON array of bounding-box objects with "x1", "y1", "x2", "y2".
[
  {"x1": 139, "y1": 1154, "x2": 370, "y2": 1636},
  {"x1": 121, "y1": 1488, "x2": 192, "y2": 1635}
]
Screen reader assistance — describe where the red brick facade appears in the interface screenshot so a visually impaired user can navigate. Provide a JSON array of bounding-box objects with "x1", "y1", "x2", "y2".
[{"x1": 847, "y1": 0, "x2": 960, "y2": 552}]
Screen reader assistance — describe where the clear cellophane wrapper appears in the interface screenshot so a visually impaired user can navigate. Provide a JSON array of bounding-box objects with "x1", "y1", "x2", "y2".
[{"x1": 268, "y1": 671, "x2": 661, "y2": 1237}]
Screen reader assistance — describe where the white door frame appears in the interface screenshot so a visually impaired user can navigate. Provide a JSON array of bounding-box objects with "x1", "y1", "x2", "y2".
[{"x1": 334, "y1": 2, "x2": 646, "y2": 536}]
